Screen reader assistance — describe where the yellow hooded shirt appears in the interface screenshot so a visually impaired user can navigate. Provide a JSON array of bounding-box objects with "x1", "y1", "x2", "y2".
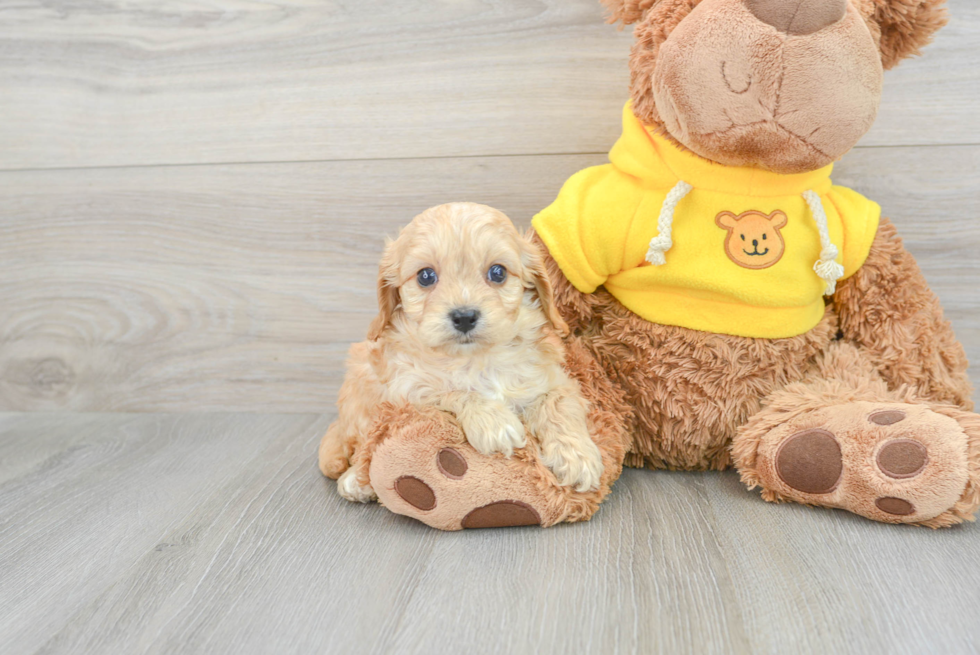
[{"x1": 532, "y1": 102, "x2": 881, "y2": 339}]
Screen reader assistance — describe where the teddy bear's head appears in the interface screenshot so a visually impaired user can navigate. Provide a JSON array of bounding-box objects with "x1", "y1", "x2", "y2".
[{"x1": 604, "y1": 0, "x2": 947, "y2": 173}]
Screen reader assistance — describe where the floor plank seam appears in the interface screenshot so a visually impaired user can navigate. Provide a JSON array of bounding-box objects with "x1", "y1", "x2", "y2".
[{"x1": 1, "y1": 143, "x2": 976, "y2": 176}]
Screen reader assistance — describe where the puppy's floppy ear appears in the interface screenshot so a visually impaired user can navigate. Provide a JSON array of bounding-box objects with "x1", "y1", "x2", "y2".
[
  {"x1": 367, "y1": 237, "x2": 401, "y2": 341},
  {"x1": 519, "y1": 234, "x2": 569, "y2": 338},
  {"x1": 601, "y1": 0, "x2": 663, "y2": 26},
  {"x1": 871, "y1": 0, "x2": 948, "y2": 69}
]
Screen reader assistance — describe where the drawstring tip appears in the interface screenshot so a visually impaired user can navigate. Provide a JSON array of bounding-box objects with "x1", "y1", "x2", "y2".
[
  {"x1": 645, "y1": 249, "x2": 667, "y2": 266},
  {"x1": 814, "y1": 258, "x2": 844, "y2": 296},
  {"x1": 646, "y1": 236, "x2": 672, "y2": 266}
]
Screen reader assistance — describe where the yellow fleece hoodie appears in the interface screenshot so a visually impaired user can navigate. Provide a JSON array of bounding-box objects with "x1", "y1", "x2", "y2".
[{"x1": 532, "y1": 102, "x2": 881, "y2": 339}]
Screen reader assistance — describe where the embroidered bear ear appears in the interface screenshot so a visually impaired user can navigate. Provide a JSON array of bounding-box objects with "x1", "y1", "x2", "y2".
[
  {"x1": 601, "y1": 0, "x2": 664, "y2": 26},
  {"x1": 769, "y1": 210, "x2": 789, "y2": 230},
  {"x1": 715, "y1": 211, "x2": 740, "y2": 230}
]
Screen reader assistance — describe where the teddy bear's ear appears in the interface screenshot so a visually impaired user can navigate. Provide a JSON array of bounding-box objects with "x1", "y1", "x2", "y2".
[
  {"x1": 870, "y1": 0, "x2": 949, "y2": 70},
  {"x1": 601, "y1": 0, "x2": 663, "y2": 26}
]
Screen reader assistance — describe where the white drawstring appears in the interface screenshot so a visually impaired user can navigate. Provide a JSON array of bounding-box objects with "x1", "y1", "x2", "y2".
[
  {"x1": 802, "y1": 190, "x2": 845, "y2": 295},
  {"x1": 645, "y1": 181, "x2": 693, "y2": 265}
]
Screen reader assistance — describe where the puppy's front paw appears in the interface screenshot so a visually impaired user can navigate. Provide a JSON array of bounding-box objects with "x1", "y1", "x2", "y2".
[
  {"x1": 459, "y1": 403, "x2": 526, "y2": 457},
  {"x1": 337, "y1": 468, "x2": 377, "y2": 503},
  {"x1": 540, "y1": 435, "x2": 604, "y2": 493}
]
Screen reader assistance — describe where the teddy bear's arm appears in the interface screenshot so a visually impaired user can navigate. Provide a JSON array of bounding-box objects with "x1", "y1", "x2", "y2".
[{"x1": 833, "y1": 217, "x2": 973, "y2": 410}]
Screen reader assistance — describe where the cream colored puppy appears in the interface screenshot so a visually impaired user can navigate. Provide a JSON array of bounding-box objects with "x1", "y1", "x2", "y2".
[{"x1": 319, "y1": 202, "x2": 603, "y2": 502}]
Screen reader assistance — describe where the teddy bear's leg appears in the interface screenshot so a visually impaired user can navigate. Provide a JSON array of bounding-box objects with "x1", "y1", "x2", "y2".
[
  {"x1": 350, "y1": 337, "x2": 631, "y2": 530},
  {"x1": 833, "y1": 218, "x2": 973, "y2": 409},
  {"x1": 733, "y1": 342, "x2": 980, "y2": 527}
]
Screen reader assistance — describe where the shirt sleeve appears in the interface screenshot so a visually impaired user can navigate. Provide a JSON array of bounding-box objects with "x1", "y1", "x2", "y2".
[
  {"x1": 827, "y1": 185, "x2": 881, "y2": 279},
  {"x1": 531, "y1": 164, "x2": 642, "y2": 293}
]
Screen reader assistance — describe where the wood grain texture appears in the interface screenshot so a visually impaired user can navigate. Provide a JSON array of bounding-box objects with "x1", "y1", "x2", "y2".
[
  {"x1": 0, "y1": 412, "x2": 978, "y2": 654},
  {"x1": 0, "y1": 0, "x2": 976, "y2": 171},
  {"x1": 0, "y1": 411, "x2": 331, "y2": 654},
  {"x1": 1, "y1": 146, "x2": 978, "y2": 412}
]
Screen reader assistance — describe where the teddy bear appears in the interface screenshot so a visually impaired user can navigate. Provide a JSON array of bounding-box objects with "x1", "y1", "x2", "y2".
[{"x1": 324, "y1": 0, "x2": 980, "y2": 530}]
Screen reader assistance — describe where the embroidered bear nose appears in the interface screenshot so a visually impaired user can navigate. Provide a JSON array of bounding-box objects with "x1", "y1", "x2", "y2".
[
  {"x1": 744, "y1": 0, "x2": 846, "y2": 36},
  {"x1": 752, "y1": 239, "x2": 759, "y2": 247},
  {"x1": 450, "y1": 308, "x2": 480, "y2": 334}
]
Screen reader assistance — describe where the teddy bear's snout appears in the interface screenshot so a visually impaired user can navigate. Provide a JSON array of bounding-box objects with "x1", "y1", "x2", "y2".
[
  {"x1": 744, "y1": 0, "x2": 847, "y2": 36},
  {"x1": 651, "y1": 0, "x2": 882, "y2": 174}
]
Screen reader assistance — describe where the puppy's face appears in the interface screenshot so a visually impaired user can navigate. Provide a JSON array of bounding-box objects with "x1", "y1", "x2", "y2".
[{"x1": 369, "y1": 203, "x2": 566, "y2": 353}]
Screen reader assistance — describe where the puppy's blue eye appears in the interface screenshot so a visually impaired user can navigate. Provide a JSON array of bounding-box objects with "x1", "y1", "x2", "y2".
[
  {"x1": 417, "y1": 268, "x2": 438, "y2": 287},
  {"x1": 487, "y1": 264, "x2": 507, "y2": 284}
]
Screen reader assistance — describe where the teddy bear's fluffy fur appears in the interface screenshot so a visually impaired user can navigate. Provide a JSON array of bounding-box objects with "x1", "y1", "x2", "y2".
[{"x1": 322, "y1": 0, "x2": 980, "y2": 530}]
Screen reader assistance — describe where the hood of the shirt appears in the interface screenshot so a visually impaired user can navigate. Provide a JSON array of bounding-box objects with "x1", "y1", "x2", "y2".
[{"x1": 608, "y1": 102, "x2": 835, "y2": 198}]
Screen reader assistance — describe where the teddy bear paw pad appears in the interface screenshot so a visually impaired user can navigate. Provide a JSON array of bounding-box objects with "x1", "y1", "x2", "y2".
[
  {"x1": 875, "y1": 497, "x2": 915, "y2": 516},
  {"x1": 775, "y1": 428, "x2": 842, "y2": 494},
  {"x1": 875, "y1": 438, "x2": 928, "y2": 479},
  {"x1": 461, "y1": 501, "x2": 541, "y2": 529},
  {"x1": 394, "y1": 476, "x2": 436, "y2": 511},
  {"x1": 436, "y1": 448, "x2": 467, "y2": 478}
]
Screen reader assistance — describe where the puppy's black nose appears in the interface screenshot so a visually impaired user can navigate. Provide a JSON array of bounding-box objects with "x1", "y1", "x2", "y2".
[{"x1": 450, "y1": 308, "x2": 480, "y2": 334}]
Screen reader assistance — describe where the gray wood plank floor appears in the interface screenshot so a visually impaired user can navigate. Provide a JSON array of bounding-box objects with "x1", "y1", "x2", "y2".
[{"x1": 2, "y1": 412, "x2": 979, "y2": 654}]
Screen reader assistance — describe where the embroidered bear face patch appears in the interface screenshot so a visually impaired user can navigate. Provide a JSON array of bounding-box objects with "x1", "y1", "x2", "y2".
[{"x1": 715, "y1": 210, "x2": 788, "y2": 270}]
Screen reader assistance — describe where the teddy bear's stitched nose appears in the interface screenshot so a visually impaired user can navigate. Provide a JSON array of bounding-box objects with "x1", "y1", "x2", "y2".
[{"x1": 744, "y1": 0, "x2": 847, "y2": 35}]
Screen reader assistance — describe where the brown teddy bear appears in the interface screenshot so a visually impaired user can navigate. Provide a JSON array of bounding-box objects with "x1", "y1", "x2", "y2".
[{"x1": 322, "y1": 0, "x2": 980, "y2": 530}]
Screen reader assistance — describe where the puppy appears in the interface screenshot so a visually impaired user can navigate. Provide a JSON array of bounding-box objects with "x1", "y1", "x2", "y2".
[{"x1": 319, "y1": 202, "x2": 604, "y2": 502}]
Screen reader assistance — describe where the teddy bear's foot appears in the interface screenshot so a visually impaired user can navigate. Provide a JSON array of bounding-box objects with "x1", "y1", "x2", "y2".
[
  {"x1": 736, "y1": 399, "x2": 980, "y2": 527},
  {"x1": 352, "y1": 406, "x2": 566, "y2": 530}
]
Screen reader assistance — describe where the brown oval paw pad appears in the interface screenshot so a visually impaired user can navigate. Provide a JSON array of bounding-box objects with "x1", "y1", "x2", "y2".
[
  {"x1": 437, "y1": 448, "x2": 467, "y2": 479},
  {"x1": 876, "y1": 439, "x2": 928, "y2": 479},
  {"x1": 775, "y1": 429, "x2": 843, "y2": 494},
  {"x1": 394, "y1": 476, "x2": 436, "y2": 511},
  {"x1": 461, "y1": 501, "x2": 541, "y2": 529},
  {"x1": 876, "y1": 497, "x2": 915, "y2": 516},
  {"x1": 869, "y1": 410, "x2": 906, "y2": 426}
]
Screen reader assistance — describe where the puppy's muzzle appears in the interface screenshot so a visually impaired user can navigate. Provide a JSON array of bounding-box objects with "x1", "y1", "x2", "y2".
[{"x1": 449, "y1": 308, "x2": 480, "y2": 334}]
